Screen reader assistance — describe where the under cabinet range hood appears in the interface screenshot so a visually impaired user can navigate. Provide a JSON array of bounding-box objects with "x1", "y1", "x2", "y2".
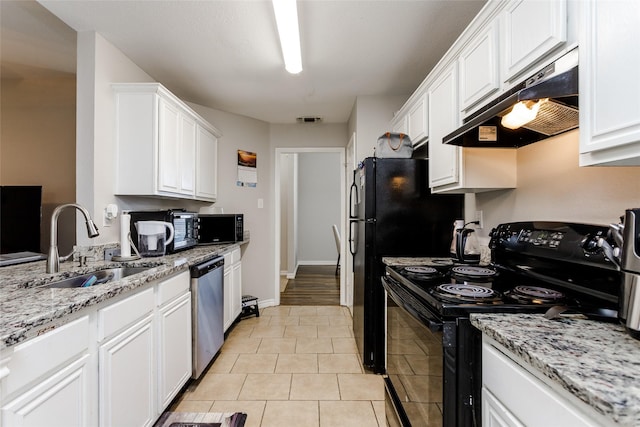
[{"x1": 444, "y1": 49, "x2": 579, "y2": 148}]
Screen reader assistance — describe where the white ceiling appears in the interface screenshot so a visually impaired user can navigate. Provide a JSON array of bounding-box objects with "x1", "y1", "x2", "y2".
[{"x1": 2, "y1": 0, "x2": 486, "y2": 124}]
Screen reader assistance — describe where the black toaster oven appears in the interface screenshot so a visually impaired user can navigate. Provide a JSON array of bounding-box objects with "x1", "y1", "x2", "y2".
[{"x1": 198, "y1": 214, "x2": 244, "y2": 244}]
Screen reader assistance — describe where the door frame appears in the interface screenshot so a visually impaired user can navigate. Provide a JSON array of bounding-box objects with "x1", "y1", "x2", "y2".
[{"x1": 274, "y1": 147, "x2": 346, "y2": 306}]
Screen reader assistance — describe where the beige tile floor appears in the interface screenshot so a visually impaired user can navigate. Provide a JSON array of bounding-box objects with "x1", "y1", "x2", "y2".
[{"x1": 171, "y1": 305, "x2": 385, "y2": 427}]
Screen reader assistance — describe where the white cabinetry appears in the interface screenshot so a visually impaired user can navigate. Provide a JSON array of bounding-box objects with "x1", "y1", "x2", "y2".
[
  {"x1": 579, "y1": 0, "x2": 640, "y2": 166},
  {"x1": 196, "y1": 124, "x2": 219, "y2": 201},
  {"x1": 482, "y1": 338, "x2": 614, "y2": 427},
  {"x1": 391, "y1": 113, "x2": 407, "y2": 135},
  {"x1": 223, "y1": 246, "x2": 242, "y2": 331},
  {"x1": 407, "y1": 93, "x2": 428, "y2": 144},
  {"x1": 157, "y1": 97, "x2": 196, "y2": 197},
  {"x1": 98, "y1": 288, "x2": 155, "y2": 427},
  {"x1": 114, "y1": 83, "x2": 221, "y2": 201},
  {"x1": 157, "y1": 273, "x2": 192, "y2": 409},
  {"x1": 501, "y1": 0, "x2": 567, "y2": 82},
  {"x1": 459, "y1": 21, "x2": 500, "y2": 115},
  {"x1": 1, "y1": 316, "x2": 92, "y2": 427},
  {"x1": 390, "y1": 91, "x2": 427, "y2": 146},
  {"x1": 428, "y1": 63, "x2": 460, "y2": 188}
]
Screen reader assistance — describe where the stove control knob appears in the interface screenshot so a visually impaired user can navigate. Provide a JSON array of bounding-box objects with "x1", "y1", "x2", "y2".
[{"x1": 580, "y1": 234, "x2": 601, "y2": 253}]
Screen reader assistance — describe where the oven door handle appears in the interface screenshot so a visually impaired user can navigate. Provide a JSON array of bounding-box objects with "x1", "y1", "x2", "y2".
[{"x1": 383, "y1": 276, "x2": 443, "y2": 332}]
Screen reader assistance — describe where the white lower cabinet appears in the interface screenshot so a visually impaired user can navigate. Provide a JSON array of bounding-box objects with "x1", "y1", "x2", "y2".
[
  {"x1": 99, "y1": 315, "x2": 155, "y2": 427},
  {"x1": 1, "y1": 271, "x2": 193, "y2": 427},
  {"x1": 223, "y1": 247, "x2": 242, "y2": 331},
  {"x1": 2, "y1": 354, "x2": 91, "y2": 427},
  {"x1": 158, "y1": 292, "x2": 192, "y2": 409},
  {"x1": 482, "y1": 338, "x2": 614, "y2": 427},
  {"x1": 1, "y1": 316, "x2": 92, "y2": 427},
  {"x1": 482, "y1": 387, "x2": 524, "y2": 427}
]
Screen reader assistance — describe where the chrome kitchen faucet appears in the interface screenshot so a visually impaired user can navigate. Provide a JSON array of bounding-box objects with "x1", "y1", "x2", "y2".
[{"x1": 47, "y1": 203, "x2": 100, "y2": 273}]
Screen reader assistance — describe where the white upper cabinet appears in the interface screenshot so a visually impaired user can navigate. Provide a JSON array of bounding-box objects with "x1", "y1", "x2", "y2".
[
  {"x1": 114, "y1": 83, "x2": 221, "y2": 201},
  {"x1": 501, "y1": 0, "x2": 567, "y2": 83},
  {"x1": 157, "y1": 97, "x2": 196, "y2": 197},
  {"x1": 459, "y1": 21, "x2": 501, "y2": 115},
  {"x1": 196, "y1": 124, "x2": 219, "y2": 202},
  {"x1": 428, "y1": 63, "x2": 460, "y2": 188},
  {"x1": 407, "y1": 93, "x2": 428, "y2": 144},
  {"x1": 391, "y1": 113, "x2": 407, "y2": 135},
  {"x1": 579, "y1": 0, "x2": 640, "y2": 166},
  {"x1": 390, "y1": 90, "x2": 427, "y2": 145}
]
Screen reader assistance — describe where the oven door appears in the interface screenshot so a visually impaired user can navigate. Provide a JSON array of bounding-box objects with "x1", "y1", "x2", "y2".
[{"x1": 383, "y1": 275, "x2": 444, "y2": 426}]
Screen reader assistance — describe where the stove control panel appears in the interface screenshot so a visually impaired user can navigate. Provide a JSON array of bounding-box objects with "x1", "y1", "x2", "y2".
[
  {"x1": 490, "y1": 221, "x2": 618, "y2": 267},
  {"x1": 517, "y1": 229, "x2": 565, "y2": 248}
]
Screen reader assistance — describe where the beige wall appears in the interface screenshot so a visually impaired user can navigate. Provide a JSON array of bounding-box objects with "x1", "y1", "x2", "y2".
[
  {"x1": 475, "y1": 130, "x2": 640, "y2": 240},
  {"x1": 348, "y1": 95, "x2": 407, "y2": 163},
  {"x1": 1, "y1": 76, "x2": 76, "y2": 253}
]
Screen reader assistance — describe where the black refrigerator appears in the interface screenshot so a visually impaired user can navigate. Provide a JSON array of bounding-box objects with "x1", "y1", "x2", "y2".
[{"x1": 349, "y1": 158, "x2": 463, "y2": 373}]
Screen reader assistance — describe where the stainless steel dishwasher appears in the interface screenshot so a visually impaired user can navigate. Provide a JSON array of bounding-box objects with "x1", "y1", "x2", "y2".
[{"x1": 190, "y1": 255, "x2": 224, "y2": 379}]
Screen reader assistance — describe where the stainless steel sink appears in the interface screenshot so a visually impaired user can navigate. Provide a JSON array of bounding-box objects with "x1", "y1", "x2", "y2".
[{"x1": 44, "y1": 266, "x2": 152, "y2": 289}]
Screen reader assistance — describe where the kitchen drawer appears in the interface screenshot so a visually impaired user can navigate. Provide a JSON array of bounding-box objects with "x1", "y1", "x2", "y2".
[
  {"x1": 156, "y1": 271, "x2": 189, "y2": 307},
  {"x1": 98, "y1": 287, "x2": 154, "y2": 341},
  {"x1": 483, "y1": 342, "x2": 602, "y2": 427},
  {"x1": 3, "y1": 316, "x2": 90, "y2": 396}
]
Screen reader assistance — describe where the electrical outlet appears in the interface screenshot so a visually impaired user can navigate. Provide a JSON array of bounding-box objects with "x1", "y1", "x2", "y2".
[
  {"x1": 475, "y1": 210, "x2": 484, "y2": 229},
  {"x1": 104, "y1": 248, "x2": 119, "y2": 261}
]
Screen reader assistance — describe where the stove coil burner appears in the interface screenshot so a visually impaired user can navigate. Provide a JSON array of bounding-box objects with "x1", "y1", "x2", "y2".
[
  {"x1": 450, "y1": 266, "x2": 497, "y2": 280},
  {"x1": 404, "y1": 266, "x2": 438, "y2": 275},
  {"x1": 434, "y1": 283, "x2": 501, "y2": 303},
  {"x1": 508, "y1": 286, "x2": 565, "y2": 304}
]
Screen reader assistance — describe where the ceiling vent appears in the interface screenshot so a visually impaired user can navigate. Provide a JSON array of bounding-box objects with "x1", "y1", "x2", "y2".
[{"x1": 296, "y1": 116, "x2": 322, "y2": 123}]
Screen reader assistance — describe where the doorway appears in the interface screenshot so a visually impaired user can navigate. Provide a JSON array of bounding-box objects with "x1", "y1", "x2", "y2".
[{"x1": 274, "y1": 148, "x2": 346, "y2": 307}]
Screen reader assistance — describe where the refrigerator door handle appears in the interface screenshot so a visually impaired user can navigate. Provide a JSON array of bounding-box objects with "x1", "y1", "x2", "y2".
[
  {"x1": 349, "y1": 220, "x2": 358, "y2": 256},
  {"x1": 349, "y1": 175, "x2": 358, "y2": 219}
]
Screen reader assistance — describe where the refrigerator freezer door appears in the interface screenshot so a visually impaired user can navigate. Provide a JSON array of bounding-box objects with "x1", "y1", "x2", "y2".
[{"x1": 351, "y1": 157, "x2": 463, "y2": 374}]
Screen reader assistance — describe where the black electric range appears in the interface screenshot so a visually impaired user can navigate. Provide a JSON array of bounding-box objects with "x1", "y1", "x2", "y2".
[{"x1": 382, "y1": 221, "x2": 621, "y2": 427}]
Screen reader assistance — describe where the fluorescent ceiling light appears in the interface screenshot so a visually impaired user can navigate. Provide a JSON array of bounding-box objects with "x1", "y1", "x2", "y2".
[
  {"x1": 272, "y1": 0, "x2": 302, "y2": 74},
  {"x1": 501, "y1": 100, "x2": 545, "y2": 130}
]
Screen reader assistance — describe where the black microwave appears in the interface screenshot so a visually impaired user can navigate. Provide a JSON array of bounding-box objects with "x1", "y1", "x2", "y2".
[
  {"x1": 128, "y1": 209, "x2": 199, "y2": 253},
  {"x1": 198, "y1": 214, "x2": 244, "y2": 244}
]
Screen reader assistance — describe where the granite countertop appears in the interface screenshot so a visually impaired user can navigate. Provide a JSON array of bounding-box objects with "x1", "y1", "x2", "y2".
[
  {"x1": 471, "y1": 313, "x2": 640, "y2": 426},
  {"x1": 382, "y1": 256, "x2": 491, "y2": 267},
  {"x1": 0, "y1": 242, "x2": 246, "y2": 350}
]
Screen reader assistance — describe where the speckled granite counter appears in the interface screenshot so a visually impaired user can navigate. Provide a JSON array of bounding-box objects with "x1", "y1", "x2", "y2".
[
  {"x1": 471, "y1": 313, "x2": 640, "y2": 425},
  {"x1": 382, "y1": 256, "x2": 491, "y2": 267},
  {"x1": 0, "y1": 242, "x2": 246, "y2": 349}
]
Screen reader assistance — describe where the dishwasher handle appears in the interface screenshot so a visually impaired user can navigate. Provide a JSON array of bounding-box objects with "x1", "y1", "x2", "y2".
[{"x1": 190, "y1": 255, "x2": 224, "y2": 278}]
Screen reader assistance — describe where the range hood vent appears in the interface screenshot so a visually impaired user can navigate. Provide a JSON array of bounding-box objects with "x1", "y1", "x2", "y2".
[{"x1": 444, "y1": 50, "x2": 579, "y2": 148}]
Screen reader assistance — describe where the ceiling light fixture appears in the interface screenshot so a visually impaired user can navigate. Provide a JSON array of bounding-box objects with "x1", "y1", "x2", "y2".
[
  {"x1": 272, "y1": 0, "x2": 302, "y2": 74},
  {"x1": 501, "y1": 99, "x2": 546, "y2": 130}
]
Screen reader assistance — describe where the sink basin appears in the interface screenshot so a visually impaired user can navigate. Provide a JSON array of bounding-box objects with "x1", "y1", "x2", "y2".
[{"x1": 44, "y1": 267, "x2": 152, "y2": 289}]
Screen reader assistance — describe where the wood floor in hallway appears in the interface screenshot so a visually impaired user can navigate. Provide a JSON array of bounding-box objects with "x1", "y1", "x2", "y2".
[{"x1": 280, "y1": 265, "x2": 339, "y2": 306}]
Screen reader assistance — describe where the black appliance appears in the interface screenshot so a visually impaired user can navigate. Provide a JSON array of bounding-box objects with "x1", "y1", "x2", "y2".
[
  {"x1": 382, "y1": 221, "x2": 621, "y2": 426},
  {"x1": 128, "y1": 209, "x2": 199, "y2": 254},
  {"x1": 0, "y1": 186, "x2": 42, "y2": 254},
  {"x1": 444, "y1": 48, "x2": 578, "y2": 148},
  {"x1": 198, "y1": 214, "x2": 244, "y2": 244},
  {"x1": 349, "y1": 157, "x2": 463, "y2": 373}
]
